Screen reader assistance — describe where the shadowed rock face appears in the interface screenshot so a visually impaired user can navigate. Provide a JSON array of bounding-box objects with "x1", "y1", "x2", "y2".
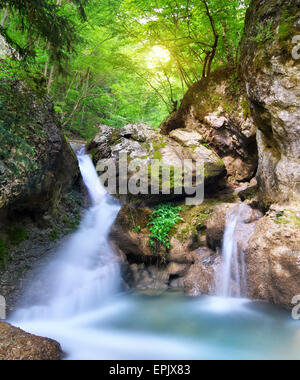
[
  {"x1": 0, "y1": 322, "x2": 62, "y2": 360},
  {"x1": 160, "y1": 67, "x2": 258, "y2": 184},
  {"x1": 87, "y1": 123, "x2": 226, "y2": 205},
  {"x1": 241, "y1": 0, "x2": 300, "y2": 205},
  {"x1": 0, "y1": 85, "x2": 79, "y2": 218}
]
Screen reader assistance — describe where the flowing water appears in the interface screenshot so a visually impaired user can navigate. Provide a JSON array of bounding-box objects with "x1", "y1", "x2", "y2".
[
  {"x1": 219, "y1": 205, "x2": 248, "y2": 298},
  {"x1": 10, "y1": 151, "x2": 300, "y2": 360}
]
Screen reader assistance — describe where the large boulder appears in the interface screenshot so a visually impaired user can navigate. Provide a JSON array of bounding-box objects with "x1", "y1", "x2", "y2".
[
  {"x1": 160, "y1": 67, "x2": 258, "y2": 184},
  {"x1": 87, "y1": 123, "x2": 226, "y2": 205},
  {"x1": 0, "y1": 322, "x2": 62, "y2": 360},
  {"x1": 241, "y1": 0, "x2": 300, "y2": 205},
  {"x1": 245, "y1": 204, "x2": 300, "y2": 309}
]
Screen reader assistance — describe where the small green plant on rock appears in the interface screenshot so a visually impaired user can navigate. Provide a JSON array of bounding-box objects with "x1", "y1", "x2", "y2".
[{"x1": 148, "y1": 203, "x2": 183, "y2": 260}]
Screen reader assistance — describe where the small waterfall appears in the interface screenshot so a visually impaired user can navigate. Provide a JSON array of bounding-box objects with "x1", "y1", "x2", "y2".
[
  {"x1": 219, "y1": 204, "x2": 248, "y2": 298},
  {"x1": 12, "y1": 150, "x2": 121, "y2": 321}
]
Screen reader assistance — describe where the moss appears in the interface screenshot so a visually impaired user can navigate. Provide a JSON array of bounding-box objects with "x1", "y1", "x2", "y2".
[
  {"x1": 0, "y1": 238, "x2": 8, "y2": 269},
  {"x1": 153, "y1": 151, "x2": 162, "y2": 160},
  {"x1": 7, "y1": 227, "x2": 29, "y2": 246},
  {"x1": 48, "y1": 228, "x2": 59, "y2": 242},
  {"x1": 241, "y1": 98, "x2": 251, "y2": 120},
  {"x1": 278, "y1": 10, "x2": 297, "y2": 42},
  {"x1": 274, "y1": 210, "x2": 300, "y2": 226}
]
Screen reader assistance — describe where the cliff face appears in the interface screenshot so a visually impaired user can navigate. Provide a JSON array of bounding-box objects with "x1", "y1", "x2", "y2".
[
  {"x1": 0, "y1": 82, "x2": 79, "y2": 218},
  {"x1": 160, "y1": 67, "x2": 258, "y2": 184},
  {"x1": 241, "y1": 0, "x2": 300, "y2": 205}
]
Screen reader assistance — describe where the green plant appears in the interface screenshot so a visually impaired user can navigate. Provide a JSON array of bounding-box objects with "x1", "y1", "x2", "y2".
[
  {"x1": 133, "y1": 225, "x2": 141, "y2": 233},
  {"x1": 7, "y1": 227, "x2": 29, "y2": 245},
  {"x1": 148, "y1": 203, "x2": 184, "y2": 259},
  {"x1": 276, "y1": 211, "x2": 285, "y2": 220},
  {"x1": 250, "y1": 20, "x2": 274, "y2": 45}
]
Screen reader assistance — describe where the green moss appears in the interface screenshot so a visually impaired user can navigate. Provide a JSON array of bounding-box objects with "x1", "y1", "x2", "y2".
[
  {"x1": 0, "y1": 238, "x2": 8, "y2": 269},
  {"x1": 274, "y1": 210, "x2": 300, "y2": 226},
  {"x1": 153, "y1": 151, "x2": 162, "y2": 160},
  {"x1": 241, "y1": 98, "x2": 251, "y2": 120},
  {"x1": 278, "y1": 10, "x2": 296, "y2": 42},
  {"x1": 7, "y1": 227, "x2": 29, "y2": 245},
  {"x1": 48, "y1": 228, "x2": 59, "y2": 242}
]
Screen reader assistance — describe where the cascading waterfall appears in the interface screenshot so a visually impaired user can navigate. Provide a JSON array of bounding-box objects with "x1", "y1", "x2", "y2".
[
  {"x1": 9, "y1": 152, "x2": 300, "y2": 360},
  {"x1": 12, "y1": 149, "x2": 121, "y2": 322},
  {"x1": 218, "y1": 204, "x2": 248, "y2": 298}
]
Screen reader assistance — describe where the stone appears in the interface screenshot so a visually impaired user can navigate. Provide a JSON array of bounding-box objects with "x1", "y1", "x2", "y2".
[
  {"x1": 241, "y1": 0, "x2": 300, "y2": 204},
  {"x1": 245, "y1": 204, "x2": 300, "y2": 309},
  {"x1": 0, "y1": 322, "x2": 62, "y2": 360},
  {"x1": 169, "y1": 129, "x2": 203, "y2": 146},
  {"x1": 160, "y1": 66, "x2": 258, "y2": 183},
  {"x1": 88, "y1": 123, "x2": 226, "y2": 205},
  {"x1": 206, "y1": 203, "x2": 263, "y2": 250}
]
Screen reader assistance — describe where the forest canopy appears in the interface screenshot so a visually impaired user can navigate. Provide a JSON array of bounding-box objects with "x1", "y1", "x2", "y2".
[{"x1": 0, "y1": 0, "x2": 250, "y2": 139}]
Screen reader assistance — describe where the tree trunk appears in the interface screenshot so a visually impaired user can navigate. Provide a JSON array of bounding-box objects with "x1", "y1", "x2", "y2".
[{"x1": 47, "y1": 65, "x2": 55, "y2": 95}]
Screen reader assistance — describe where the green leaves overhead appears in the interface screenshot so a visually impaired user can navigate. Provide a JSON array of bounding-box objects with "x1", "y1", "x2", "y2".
[{"x1": 0, "y1": 0, "x2": 250, "y2": 139}]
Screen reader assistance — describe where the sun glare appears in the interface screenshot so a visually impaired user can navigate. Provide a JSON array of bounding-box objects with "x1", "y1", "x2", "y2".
[{"x1": 147, "y1": 46, "x2": 171, "y2": 69}]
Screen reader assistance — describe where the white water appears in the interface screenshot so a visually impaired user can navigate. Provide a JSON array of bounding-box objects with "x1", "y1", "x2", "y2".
[
  {"x1": 12, "y1": 150, "x2": 121, "y2": 322},
  {"x1": 219, "y1": 204, "x2": 248, "y2": 298},
  {"x1": 10, "y1": 152, "x2": 300, "y2": 360}
]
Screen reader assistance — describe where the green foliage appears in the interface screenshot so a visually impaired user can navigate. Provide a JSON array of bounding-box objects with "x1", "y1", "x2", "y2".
[
  {"x1": 0, "y1": 0, "x2": 250, "y2": 140},
  {"x1": 250, "y1": 20, "x2": 274, "y2": 45},
  {"x1": 7, "y1": 227, "x2": 29, "y2": 245},
  {"x1": 148, "y1": 203, "x2": 183, "y2": 258},
  {"x1": 0, "y1": 0, "x2": 89, "y2": 62},
  {"x1": 278, "y1": 10, "x2": 296, "y2": 42},
  {"x1": 133, "y1": 225, "x2": 141, "y2": 233},
  {"x1": 0, "y1": 61, "x2": 43, "y2": 175}
]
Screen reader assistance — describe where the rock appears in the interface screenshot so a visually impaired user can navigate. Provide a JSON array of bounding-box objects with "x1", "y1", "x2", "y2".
[
  {"x1": 241, "y1": 0, "x2": 300, "y2": 204},
  {"x1": 206, "y1": 203, "x2": 263, "y2": 250},
  {"x1": 236, "y1": 178, "x2": 258, "y2": 202},
  {"x1": 169, "y1": 129, "x2": 203, "y2": 146},
  {"x1": 183, "y1": 248, "x2": 221, "y2": 296},
  {"x1": 88, "y1": 123, "x2": 226, "y2": 205},
  {"x1": 111, "y1": 196, "x2": 236, "y2": 293},
  {"x1": 245, "y1": 204, "x2": 300, "y2": 309},
  {"x1": 160, "y1": 66, "x2": 258, "y2": 183},
  {"x1": 0, "y1": 322, "x2": 62, "y2": 360},
  {"x1": 0, "y1": 84, "x2": 79, "y2": 217}
]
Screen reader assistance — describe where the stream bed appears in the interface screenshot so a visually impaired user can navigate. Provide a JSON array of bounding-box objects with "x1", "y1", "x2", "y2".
[{"x1": 11, "y1": 292, "x2": 300, "y2": 360}]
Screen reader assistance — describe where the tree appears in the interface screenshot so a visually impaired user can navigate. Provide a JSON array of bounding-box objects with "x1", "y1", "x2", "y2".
[{"x1": 0, "y1": 0, "x2": 89, "y2": 61}]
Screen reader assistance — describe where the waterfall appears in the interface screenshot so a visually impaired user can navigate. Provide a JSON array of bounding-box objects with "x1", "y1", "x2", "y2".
[
  {"x1": 218, "y1": 204, "x2": 248, "y2": 298},
  {"x1": 12, "y1": 150, "x2": 121, "y2": 321}
]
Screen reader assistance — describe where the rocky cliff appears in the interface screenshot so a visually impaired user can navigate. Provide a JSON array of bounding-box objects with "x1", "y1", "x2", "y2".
[
  {"x1": 241, "y1": 0, "x2": 300, "y2": 205},
  {"x1": 160, "y1": 66, "x2": 258, "y2": 185}
]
